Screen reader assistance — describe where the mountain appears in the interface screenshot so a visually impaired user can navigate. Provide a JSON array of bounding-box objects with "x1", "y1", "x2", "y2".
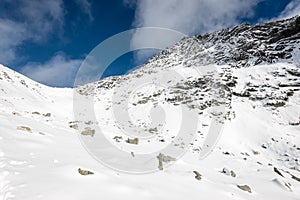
[{"x1": 1, "y1": 16, "x2": 300, "y2": 200}]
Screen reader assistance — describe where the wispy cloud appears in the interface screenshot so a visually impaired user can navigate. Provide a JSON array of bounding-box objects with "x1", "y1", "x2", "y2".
[
  {"x1": 276, "y1": 0, "x2": 300, "y2": 20},
  {"x1": 134, "y1": 0, "x2": 260, "y2": 34},
  {"x1": 0, "y1": 0, "x2": 65, "y2": 65},
  {"x1": 0, "y1": 0, "x2": 93, "y2": 87},
  {"x1": 0, "y1": 19, "x2": 27, "y2": 64},
  {"x1": 21, "y1": 53, "x2": 82, "y2": 87},
  {"x1": 128, "y1": 0, "x2": 261, "y2": 62},
  {"x1": 0, "y1": 0, "x2": 93, "y2": 66},
  {"x1": 75, "y1": 0, "x2": 94, "y2": 21},
  {"x1": 19, "y1": 0, "x2": 65, "y2": 42}
]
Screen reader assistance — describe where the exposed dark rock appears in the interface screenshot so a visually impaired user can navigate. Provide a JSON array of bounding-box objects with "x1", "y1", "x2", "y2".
[
  {"x1": 274, "y1": 167, "x2": 284, "y2": 177},
  {"x1": 43, "y1": 113, "x2": 51, "y2": 117},
  {"x1": 32, "y1": 111, "x2": 40, "y2": 115},
  {"x1": 237, "y1": 185, "x2": 252, "y2": 193},
  {"x1": 291, "y1": 174, "x2": 300, "y2": 182},
  {"x1": 81, "y1": 127, "x2": 95, "y2": 137},
  {"x1": 193, "y1": 171, "x2": 202, "y2": 180},
  {"x1": 157, "y1": 153, "x2": 176, "y2": 170},
  {"x1": 17, "y1": 126, "x2": 31, "y2": 132},
  {"x1": 69, "y1": 121, "x2": 78, "y2": 130},
  {"x1": 113, "y1": 136, "x2": 123, "y2": 142},
  {"x1": 126, "y1": 138, "x2": 139, "y2": 145},
  {"x1": 78, "y1": 168, "x2": 94, "y2": 175}
]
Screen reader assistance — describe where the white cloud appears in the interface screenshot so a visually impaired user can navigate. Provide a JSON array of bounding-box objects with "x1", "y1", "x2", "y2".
[
  {"x1": 75, "y1": 0, "x2": 94, "y2": 21},
  {"x1": 276, "y1": 0, "x2": 300, "y2": 20},
  {"x1": 0, "y1": 0, "x2": 65, "y2": 65},
  {"x1": 21, "y1": 53, "x2": 82, "y2": 87},
  {"x1": 129, "y1": 0, "x2": 260, "y2": 62},
  {"x1": 137, "y1": 1, "x2": 233, "y2": 33},
  {"x1": 0, "y1": 19, "x2": 27, "y2": 64},
  {"x1": 0, "y1": 0, "x2": 94, "y2": 66},
  {"x1": 130, "y1": 27, "x2": 186, "y2": 64},
  {"x1": 19, "y1": 0, "x2": 65, "y2": 42},
  {"x1": 133, "y1": 0, "x2": 261, "y2": 34},
  {"x1": 0, "y1": 0, "x2": 94, "y2": 87}
]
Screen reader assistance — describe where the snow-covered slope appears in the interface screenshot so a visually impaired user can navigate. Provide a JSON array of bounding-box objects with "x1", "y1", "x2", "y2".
[{"x1": 1, "y1": 16, "x2": 300, "y2": 200}]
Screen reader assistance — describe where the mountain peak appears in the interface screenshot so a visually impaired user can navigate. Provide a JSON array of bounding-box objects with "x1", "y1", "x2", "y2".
[{"x1": 143, "y1": 15, "x2": 300, "y2": 70}]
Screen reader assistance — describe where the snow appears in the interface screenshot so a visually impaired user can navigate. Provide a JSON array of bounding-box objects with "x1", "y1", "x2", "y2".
[
  {"x1": 0, "y1": 60, "x2": 300, "y2": 200},
  {"x1": 1, "y1": 15, "x2": 300, "y2": 199}
]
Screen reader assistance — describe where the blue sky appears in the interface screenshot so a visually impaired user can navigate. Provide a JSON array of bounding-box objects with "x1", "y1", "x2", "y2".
[{"x1": 0, "y1": 0, "x2": 299, "y2": 87}]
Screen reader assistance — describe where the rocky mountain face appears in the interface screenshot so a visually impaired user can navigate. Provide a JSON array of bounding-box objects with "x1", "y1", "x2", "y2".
[
  {"x1": 149, "y1": 15, "x2": 300, "y2": 67},
  {"x1": 76, "y1": 14, "x2": 300, "y2": 177},
  {"x1": 76, "y1": 15, "x2": 300, "y2": 170},
  {"x1": 82, "y1": 16, "x2": 300, "y2": 113}
]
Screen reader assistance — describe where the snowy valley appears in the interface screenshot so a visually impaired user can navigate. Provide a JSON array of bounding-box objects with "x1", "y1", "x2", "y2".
[{"x1": 1, "y1": 16, "x2": 300, "y2": 200}]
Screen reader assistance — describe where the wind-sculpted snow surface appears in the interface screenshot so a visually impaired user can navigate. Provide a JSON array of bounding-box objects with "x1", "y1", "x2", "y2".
[{"x1": 0, "y1": 16, "x2": 300, "y2": 200}]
